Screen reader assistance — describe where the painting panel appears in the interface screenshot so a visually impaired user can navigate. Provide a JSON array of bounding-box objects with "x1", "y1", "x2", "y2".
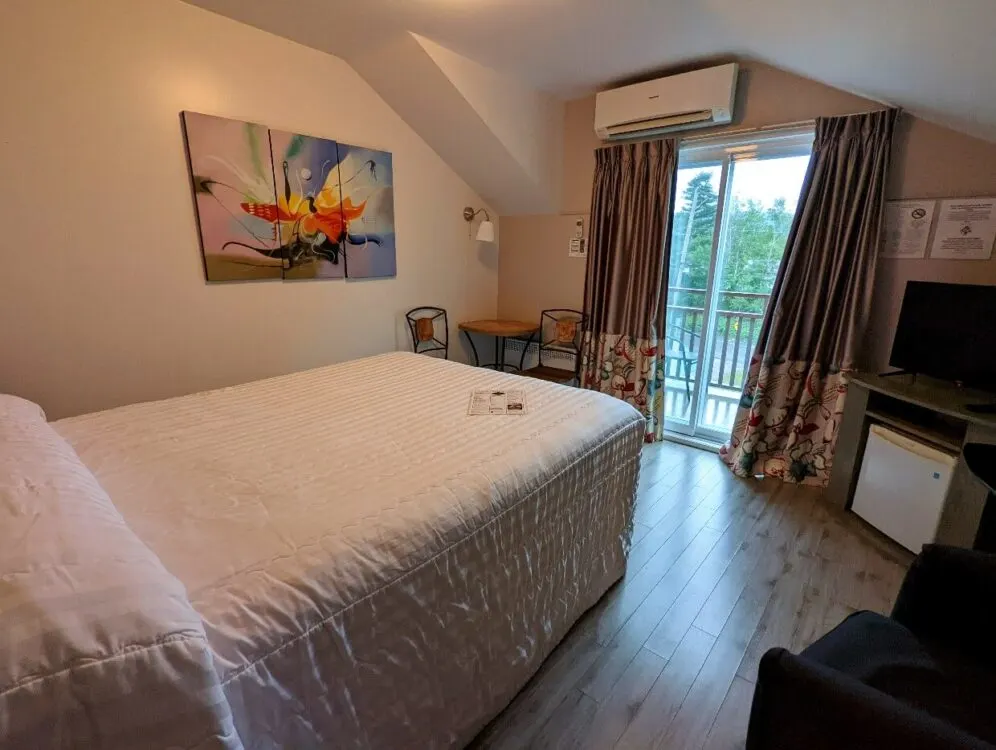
[
  {"x1": 337, "y1": 144, "x2": 396, "y2": 279},
  {"x1": 269, "y1": 130, "x2": 347, "y2": 280},
  {"x1": 181, "y1": 112, "x2": 283, "y2": 282}
]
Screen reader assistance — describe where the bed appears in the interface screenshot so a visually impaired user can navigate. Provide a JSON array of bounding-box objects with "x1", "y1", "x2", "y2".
[{"x1": 0, "y1": 352, "x2": 643, "y2": 749}]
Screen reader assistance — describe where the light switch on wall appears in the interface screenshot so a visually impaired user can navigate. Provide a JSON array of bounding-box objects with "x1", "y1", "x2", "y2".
[{"x1": 569, "y1": 217, "x2": 587, "y2": 257}]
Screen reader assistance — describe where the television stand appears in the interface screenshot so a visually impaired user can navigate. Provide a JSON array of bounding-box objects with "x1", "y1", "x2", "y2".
[
  {"x1": 827, "y1": 372, "x2": 996, "y2": 550},
  {"x1": 877, "y1": 369, "x2": 915, "y2": 380},
  {"x1": 967, "y1": 403, "x2": 996, "y2": 415}
]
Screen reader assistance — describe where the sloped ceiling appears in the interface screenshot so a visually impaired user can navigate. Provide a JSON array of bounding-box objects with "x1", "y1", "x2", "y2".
[
  {"x1": 341, "y1": 32, "x2": 563, "y2": 215},
  {"x1": 186, "y1": 0, "x2": 996, "y2": 141},
  {"x1": 183, "y1": 0, "x2": 996, "y2": 213},
  {"x1": 180, "y1": 0, "x2": 564, "y2": 215}
]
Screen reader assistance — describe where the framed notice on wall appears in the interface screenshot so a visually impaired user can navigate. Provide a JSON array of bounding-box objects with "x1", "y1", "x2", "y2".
[
  {"x1": 881, "y1": 200, "x2": 935, "y2": 258},
  {"x1": 929, "y1": 198, "x2": 996, "y2": 260}
]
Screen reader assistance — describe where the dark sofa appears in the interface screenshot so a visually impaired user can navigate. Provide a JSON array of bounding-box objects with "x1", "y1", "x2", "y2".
[{"x1": 746, "y1": 544, "x2": 996, "y2": 750}]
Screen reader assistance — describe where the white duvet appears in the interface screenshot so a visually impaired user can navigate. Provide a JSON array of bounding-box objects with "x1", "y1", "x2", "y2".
[{"x1": 1, "y1": 353, "x2": 643, "y2": 749}]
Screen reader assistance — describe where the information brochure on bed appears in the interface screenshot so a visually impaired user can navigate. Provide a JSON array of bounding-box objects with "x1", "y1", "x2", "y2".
[{"x1": 468, "y1": 389, "x2": 528, "y2": 415}]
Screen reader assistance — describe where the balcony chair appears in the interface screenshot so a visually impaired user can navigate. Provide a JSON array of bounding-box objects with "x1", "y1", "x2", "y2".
[{"x1": 664, "y1": 323, "x2": 700, "y2": 400}]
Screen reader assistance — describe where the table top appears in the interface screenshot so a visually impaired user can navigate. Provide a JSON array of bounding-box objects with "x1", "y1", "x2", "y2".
[
  {"x1": 849, "y1": 371, "x2": 996, "y2": 429},
  {"x1": 458, "y1": 319, "x2": 539, "y2": 336}
]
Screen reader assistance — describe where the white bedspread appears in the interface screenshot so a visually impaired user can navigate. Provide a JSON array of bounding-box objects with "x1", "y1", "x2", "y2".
[{"x1": 35, "y1": 352, "x2": 643, "y2": 748}]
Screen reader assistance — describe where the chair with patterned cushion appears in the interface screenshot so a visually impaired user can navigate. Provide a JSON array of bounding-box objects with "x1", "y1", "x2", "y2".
[
  {"x1": 406, "y1": 307, "x2": 448, "y2": 359},
  {"x1": 518, "y1": 309, "x2": 586, "y2": 385}
]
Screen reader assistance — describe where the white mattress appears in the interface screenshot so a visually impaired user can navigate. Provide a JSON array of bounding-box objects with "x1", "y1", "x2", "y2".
[{"x1": 51, "y1": 352, "x2": 643, "y2": 748}]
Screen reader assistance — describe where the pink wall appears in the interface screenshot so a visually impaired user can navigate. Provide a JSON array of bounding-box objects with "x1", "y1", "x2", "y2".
[{"x1": 498, "y1": 60, "x2": 996, "y2": 369}]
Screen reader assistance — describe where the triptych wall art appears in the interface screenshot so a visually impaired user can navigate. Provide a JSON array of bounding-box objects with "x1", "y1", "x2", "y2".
[{"x1": 181, "y1": 111, "x2": 396, "y2": 282}]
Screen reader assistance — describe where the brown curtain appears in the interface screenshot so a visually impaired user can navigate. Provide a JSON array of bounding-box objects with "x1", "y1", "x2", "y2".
[
  {"x1": 721, "y1": 109, "x2": 899, "y2": 485},
  {"x1": 579, "y1": 139, "x2": 678, "y2": 442}
]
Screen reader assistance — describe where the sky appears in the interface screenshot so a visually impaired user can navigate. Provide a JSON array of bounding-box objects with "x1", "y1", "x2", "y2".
[{"x1": 675, "y1": 155, "x2": 811, "y2": 213}]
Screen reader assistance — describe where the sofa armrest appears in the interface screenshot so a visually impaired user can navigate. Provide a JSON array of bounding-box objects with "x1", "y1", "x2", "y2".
[
  {"x1": 747, "y1": 648, "x2": 993, "y2": 750},
  {"x1": 892, "y1": 544, "x2": 996, "y2": 664}
]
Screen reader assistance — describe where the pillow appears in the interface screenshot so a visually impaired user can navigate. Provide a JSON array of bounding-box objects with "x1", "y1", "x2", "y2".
[
  {"x1": 0, "y1": 410, "x2": 239, "y2": 748},
  {"x1": 0, "y1": 393, "x2": 46, "y2": 423}
]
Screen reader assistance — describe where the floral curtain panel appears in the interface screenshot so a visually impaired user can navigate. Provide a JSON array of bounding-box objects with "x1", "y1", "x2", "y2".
[
  {"x1": 725, "y1": 359, "x2": 850, "y2": 483},
  {"x1": 580, "y1": 333, "x2": 666, "y2": 437},
  {"x1": 579, "y1": 139, "x2": 677, "y2": 442},
  {"x1": 722, "y1": 109, "x2": 899, "y2": 485}
]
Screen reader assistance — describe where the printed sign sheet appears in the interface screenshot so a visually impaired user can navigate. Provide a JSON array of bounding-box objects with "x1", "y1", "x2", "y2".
[
  {"x1": 882, "y1": 200, "x2": 935, "y2": 258},
  {"x1": 930, "y1": 198, "x2": 996, "y2": 260}
]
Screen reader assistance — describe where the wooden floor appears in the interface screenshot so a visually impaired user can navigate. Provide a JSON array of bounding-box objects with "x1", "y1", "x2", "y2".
[{"x1": 470, "y1": 441, "x2": 913, "y2": 750}]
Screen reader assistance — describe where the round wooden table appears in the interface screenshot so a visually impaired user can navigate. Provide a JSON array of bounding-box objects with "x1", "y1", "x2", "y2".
[{"x1": 458, "y1": 319, "x2": 539, "y2": 372}]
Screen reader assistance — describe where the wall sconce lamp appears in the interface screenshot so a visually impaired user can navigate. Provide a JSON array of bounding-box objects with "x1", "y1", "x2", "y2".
[{"x1": 463, "y1": 206, "x2": 495, "y2": 243}]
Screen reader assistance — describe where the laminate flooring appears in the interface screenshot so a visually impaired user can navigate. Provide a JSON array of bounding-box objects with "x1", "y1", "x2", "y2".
[{"x1": 469, "y1": 441, "x2": 912, "y2": 750}]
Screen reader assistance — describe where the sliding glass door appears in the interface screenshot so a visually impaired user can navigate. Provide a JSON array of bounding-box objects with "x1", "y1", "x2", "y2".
[{"x1": 664, "y1": 129, "x2": 813, "y2": 443}]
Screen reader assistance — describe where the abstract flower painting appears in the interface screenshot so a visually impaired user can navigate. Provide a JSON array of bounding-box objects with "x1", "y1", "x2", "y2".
[
  {"x1": 181, "y1": 113, "x2": 396, "y2": 282},
  {"x1": 335, "y1": 143, "x2": 396, "y2": 279},
  {"x1": 181, "y1": 112, "x2": 283, "y2": 281},
  {"x1": 268, "y1": 130, "x2": 346, "y2": 280}
]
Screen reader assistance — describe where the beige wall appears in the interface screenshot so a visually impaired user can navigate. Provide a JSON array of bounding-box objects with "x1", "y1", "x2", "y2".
[
  {"x1": 498, "y1": 60, "x2": 996, "y2": 369},
  {"x1": 0, "y1": 0, "x2": 498, "y2": 419}
]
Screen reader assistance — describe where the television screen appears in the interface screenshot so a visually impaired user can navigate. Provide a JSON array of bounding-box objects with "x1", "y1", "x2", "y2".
[{"x1": 890, "y1": 281, "x2": 996, "y2": 390}]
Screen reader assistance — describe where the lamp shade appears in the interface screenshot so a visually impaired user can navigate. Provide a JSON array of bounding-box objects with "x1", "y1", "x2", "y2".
[{"x1": 476, "y1": 220, "x2": 495, "y2": 243}]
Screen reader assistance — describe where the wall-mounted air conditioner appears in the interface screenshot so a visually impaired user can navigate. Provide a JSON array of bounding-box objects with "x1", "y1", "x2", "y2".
[{"x1": 594, "y1": 63, "x2": 739, "y2": 140}]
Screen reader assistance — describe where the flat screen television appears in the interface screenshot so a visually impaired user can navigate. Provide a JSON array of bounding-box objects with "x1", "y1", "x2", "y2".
[{"x1": 890, "y1": 281, "x2": 996, "y2": 391}]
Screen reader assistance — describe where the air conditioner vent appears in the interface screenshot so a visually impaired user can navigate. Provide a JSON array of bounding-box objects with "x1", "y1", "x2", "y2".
[{"x1": 595, "y1": 64, "x2": 738, "y2": 140}]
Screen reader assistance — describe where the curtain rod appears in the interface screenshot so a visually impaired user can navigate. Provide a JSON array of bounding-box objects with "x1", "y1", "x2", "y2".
[
  {"x1": 678, "y1": 106, "x2": 898, "y2": 144},
  {"x1": 679, "y1": 118, "x2": 815, "y2": 143},
  {"x1": 559, "y1": 107, "x2": 897, "y2": 214}
]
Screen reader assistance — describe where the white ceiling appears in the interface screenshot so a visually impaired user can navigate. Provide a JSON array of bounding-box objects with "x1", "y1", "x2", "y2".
[{"x1": 187, "y1": 0, "x2": 996, "y2": 142}]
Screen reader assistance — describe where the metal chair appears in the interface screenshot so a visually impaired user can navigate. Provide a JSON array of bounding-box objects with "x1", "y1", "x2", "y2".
[
  {"x1": 664, "y1": 322, "x2": 700, "y2": 400},
  {"x1": 406, "y1": 307, "x2": 448, "y2": 359},
  {"x1": 518, "y1": 309, "x2": 586, "y2": 385}
]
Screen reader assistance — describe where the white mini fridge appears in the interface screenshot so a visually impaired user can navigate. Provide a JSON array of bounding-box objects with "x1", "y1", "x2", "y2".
[{"x1": 851, "y1": 424, "x2": 957, "y2": 553}]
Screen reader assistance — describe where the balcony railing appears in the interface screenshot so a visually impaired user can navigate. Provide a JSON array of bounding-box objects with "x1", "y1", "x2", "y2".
[{"x1": 664, "y1": 288, "x2": 771, "y2": 432}]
